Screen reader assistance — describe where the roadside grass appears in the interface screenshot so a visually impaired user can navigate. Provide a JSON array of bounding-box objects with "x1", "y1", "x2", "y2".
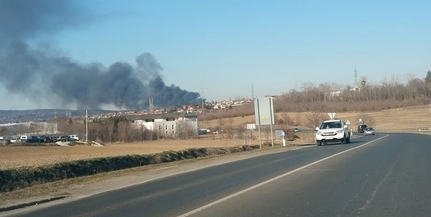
[
  {"x1": 0, "y1": 146, "x2": 265, "y2": 194},
  {"x1": 0, "y1": 161, "x2": 181, "y2": 206}
]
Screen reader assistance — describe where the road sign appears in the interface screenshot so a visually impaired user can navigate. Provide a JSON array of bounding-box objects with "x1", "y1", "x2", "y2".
[
  {"x1": 254, "y1": 98, "x2": 275, "y2": 125},
  {"x1": 328, "y1": 113, "x2": 336, "y2": 119},
  {"x1": 246, "y1": 124, "x2": 256, "y2": 130},
  {"x1": 254, "y1": 97, "x2": 275, "y2": 148}
]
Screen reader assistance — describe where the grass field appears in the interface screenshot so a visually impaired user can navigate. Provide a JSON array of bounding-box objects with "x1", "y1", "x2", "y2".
[
  {"x1": 200, "y1": 105, "x2": 431, "y2": 131},
  {"x1": 1, "y1": 105, "x2": 430, "y2": 170},
  {"x1": 0, "y1": 139, "x2": 259, "y2": 170}
]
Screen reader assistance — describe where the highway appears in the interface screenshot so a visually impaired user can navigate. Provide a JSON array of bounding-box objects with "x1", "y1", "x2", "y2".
[{"x1": 6, "y1": 133, "x2": 431, "y2": 217}]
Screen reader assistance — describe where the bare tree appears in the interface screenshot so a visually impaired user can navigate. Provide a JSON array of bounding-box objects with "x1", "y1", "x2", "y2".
[
  {"x1": 177, "y1": 120, "x2": 197, "y2": 139},
  {"x1": 425, "y1": 70, "x2": 431, "y2": 83},
  {"x1": 294, "y1": 113, "x2": 303, "y2": 126},
  {"x1": 356, "y1": 114, "x2": 376, "y2": 128},
  {"x1": 225, "y1": 117, "x2": 234, "y2": 139},
  {"x1": 117, "y1": 121, "x2": 131, "y2": 142},
  {"x1": 0, "y1": 126, "x2": 7, "y2": 136},
  {"x1": 304, "y1": 112, "x2": 326, "y2": 129}
]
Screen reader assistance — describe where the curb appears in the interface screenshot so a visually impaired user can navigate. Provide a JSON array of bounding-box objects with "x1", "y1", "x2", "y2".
[{"x1": 0, "y1": 195, "x2": 68, "y2": 213}]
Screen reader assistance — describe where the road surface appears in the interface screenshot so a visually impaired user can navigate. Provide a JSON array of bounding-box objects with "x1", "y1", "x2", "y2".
[{"x1": 5, "y1": 133, "x2": 431, "y2": 217}]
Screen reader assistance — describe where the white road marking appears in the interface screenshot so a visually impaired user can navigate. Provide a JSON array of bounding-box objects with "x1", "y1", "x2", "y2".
[
  {"x1": 359, "y1": 158, "x2": 396, "y2": 212},
  {"x1": 178, "y1": 135, "x2": 389, "y2": 217}
]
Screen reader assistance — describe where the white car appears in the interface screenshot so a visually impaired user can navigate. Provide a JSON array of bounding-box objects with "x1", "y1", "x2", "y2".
[
  {"x1": 363, "y1": 127, "x2": 375, "y2": 135},
  {"x1": 69, "y1": 135, "x2": 79, "y2": 141},
  {"x1": 315, "y1": 119, "x2": 350, "y2": 146}
]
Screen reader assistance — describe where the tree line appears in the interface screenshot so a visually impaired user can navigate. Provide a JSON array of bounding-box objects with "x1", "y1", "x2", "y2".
[
  {"x1": 200, "y1": 72, "x2": 431, "y2": 121},
  {"x1": 3, "y1": 72, "x2": 430, "y2": 143}
]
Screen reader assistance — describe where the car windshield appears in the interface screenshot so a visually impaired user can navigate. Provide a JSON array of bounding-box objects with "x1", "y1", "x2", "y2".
[{"x1": 320, "y1": 122, "x2": 342, "y2": 129}]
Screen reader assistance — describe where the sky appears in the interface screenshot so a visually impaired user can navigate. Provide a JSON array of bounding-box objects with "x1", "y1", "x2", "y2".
[{"x1": 0, "y1": 0, "x2": 430, "y2": 110}]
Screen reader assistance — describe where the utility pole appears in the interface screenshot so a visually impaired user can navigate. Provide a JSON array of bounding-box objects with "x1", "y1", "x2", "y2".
[
  {"x1": 85, "y1": 109, "x2": 88, "y2": 142},
  {"x1": 201, "y1": 89, "x2": 205, "y2": 111},
  {"x1": 252, "y1": 84, "x2": 255, "y2": 99},
  {"x1": 354, "y1": 67, "x2": 358, "y2": 86},
  {"x1": 149, "y1": 97, "x2": 154, "y2": 114}
]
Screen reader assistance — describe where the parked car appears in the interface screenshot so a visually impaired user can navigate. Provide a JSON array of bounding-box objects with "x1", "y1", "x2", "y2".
[
  {"x1": 69, "y1": 135, "x2": 79, "y2": 141},
  {"x1": 38, "y1": 136, "x2": 53, "y2": 143},
  {"x1": 10, "y1": 137, "x2": 20, "y2": 143},
  {"x1": 364, "y1": 127, "x2": 375, "y2": 135},
  {"x1": 52, "y1": 136, "x2": 62, "y2": 142},
  {"x1": 59, "y1": 135, "x2": 70, "y2": 142},
  {"x1": 19, "y1": 135, "x2": 40, "y2": 143},
  {"x1": 0, "y1": 137, "x2": 12, "y2": 145}
]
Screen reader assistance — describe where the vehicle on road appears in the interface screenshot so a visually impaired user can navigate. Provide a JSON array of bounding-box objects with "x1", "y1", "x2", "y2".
[
  {"x1": 363, "y1": 127, "x2": 375, "y2": 135},
  {"x1": 358, "y1": 124, "x2": 367, "y2": 133},
  {"x1": 315, "y1": 119, "x2": 350, "y2": 146}
]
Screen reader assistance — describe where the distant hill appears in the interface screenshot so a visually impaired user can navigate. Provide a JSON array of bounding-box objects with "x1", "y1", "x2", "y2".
[{"x1": 0, "y1": 109, "x2": 121, "y2": 124}]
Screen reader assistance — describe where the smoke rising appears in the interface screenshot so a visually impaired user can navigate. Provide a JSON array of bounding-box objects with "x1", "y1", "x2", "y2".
[{"x1": 0, "y1": 0, "x2": 202, "y2": 110}]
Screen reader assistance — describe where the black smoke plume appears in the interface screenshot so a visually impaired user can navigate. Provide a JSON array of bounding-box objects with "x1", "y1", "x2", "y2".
[{"x1": 0, "y1": 0, "x2": 202, "y2": 109}]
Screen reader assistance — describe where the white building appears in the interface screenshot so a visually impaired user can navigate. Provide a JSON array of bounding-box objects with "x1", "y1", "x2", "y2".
[{"x1": 126, "y1": 112, "x2": 198, "y2": 138}]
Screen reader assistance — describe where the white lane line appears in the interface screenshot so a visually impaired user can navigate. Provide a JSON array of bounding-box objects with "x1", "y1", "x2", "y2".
[{"x1": 178, "y1": 135, "x2": 389, "y2": 217}]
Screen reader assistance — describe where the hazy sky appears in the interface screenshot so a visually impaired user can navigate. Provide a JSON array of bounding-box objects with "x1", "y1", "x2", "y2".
[{"x1": 1, "y1": 0, "x2": 430, "y2": 109}]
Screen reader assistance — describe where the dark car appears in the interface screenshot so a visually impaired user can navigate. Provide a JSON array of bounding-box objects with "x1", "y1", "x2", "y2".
[
  {"x1": 358, "y1": 125, "x2": 368, "y2": 133},
  {"x1": 59, "y1": 135, "x2": 71, "y2": 142},
  {"x1": 38, "y1": 136, "x2": 53, "y2": 143}
]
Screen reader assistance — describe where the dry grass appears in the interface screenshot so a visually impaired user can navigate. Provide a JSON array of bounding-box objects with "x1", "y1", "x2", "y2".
[
  {"x1": 0, "y1": 139, "x2": 259, "y2": 170},
  {"x1": 200, "y1": 105, "x2": 431, "y2": 131},
  {"x1": 1, "y1": 105, "x2": 430, "y2": 170}
]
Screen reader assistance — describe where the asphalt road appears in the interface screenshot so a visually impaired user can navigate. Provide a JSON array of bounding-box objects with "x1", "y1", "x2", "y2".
[{"x1": 5, "y1": 133, "x2": 431, "y2": 217}]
